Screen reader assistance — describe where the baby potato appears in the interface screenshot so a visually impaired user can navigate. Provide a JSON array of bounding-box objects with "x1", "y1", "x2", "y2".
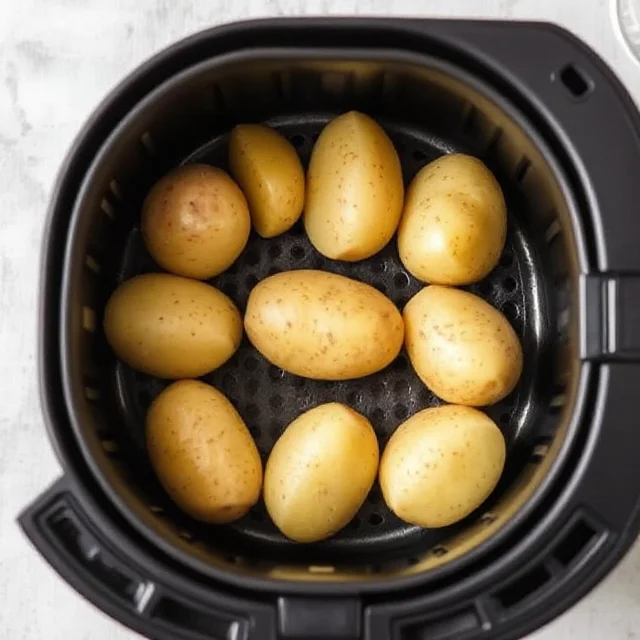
[
  {"x1": 146, "y1": 380, "x2": 262, "y2": 523},
  {"x1": 404, "y1": 286, "x2": 522, "y2": 406},
  {"x1": 304, "y1": 111, "x2": 404, "y2": 261},
  {"x1": 141, "y1": 163, "x2": 250, "y2": 279},
  {"x1": 264, "y1": 403, "x2": 379, "y2": 542},
  {"x1": 229, "y1": 124, "x2": 305, "y2": 238},
  {"x1": 244, "y1": 270, "x2": 404, "y2": 380},
  {"x1": 380, "y1": 404, "x2": 505, "y2": 528},
  {"x1": 398, "y1": 154, "x2": 507, "y2": 285},
  {"x1": 104, "y1": 273, "x2": 242, "y2": 378}
]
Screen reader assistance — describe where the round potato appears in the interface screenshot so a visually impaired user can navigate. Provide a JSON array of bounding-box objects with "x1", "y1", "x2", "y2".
[
  {"x1": 229, "y1": 124, "x2": 305, "y2": 238},
  {"x1": 104, "y1": 273, "x2": 242, "y2": 378},
  {"x1": 264, "y1": 402, "x2": 379, "y2": 542},
  {"x1": 398, "y1": 154, "x2": 507, "y2": 285},
  {"x1": 304, "y1": 111, "x2": 404, "y2": 261},
  {"x1": 380, "y1": 404, "x2": 506, "y2": 528},
  {"x1": 141, "y1": 163, "x2": 250, "y2": 279},
  {"x1": 404, "y1": 286, "x2": 522, "y2": 405},
  {"x1": 146, "y1": 380, "x2": 262, "y2": 523},
  {"x1": 244, "y1": 270, "x2": 404, "y2": 380}
]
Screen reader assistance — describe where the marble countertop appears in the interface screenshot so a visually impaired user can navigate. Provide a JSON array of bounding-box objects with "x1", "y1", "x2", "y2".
[{"x1": 1, "y1": 0, "x2": 639, "y2": 638}]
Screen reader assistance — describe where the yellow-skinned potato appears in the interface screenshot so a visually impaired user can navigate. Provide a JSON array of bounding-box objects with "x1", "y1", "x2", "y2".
[
  {"x1": 104, "y1": 273, "x2": 242, "y2": 378},
  {"x1": 146, "y1": 380, "x2": 262, "y2": 523},
  {"x1": 244, "y1": 270, "x2": 404, "y2": 380},
  {"x1": 380, "y1": 405, "x2": 505, "y2": 528},
  {"x1": 228, "y1": 124, "x2": 305, "y2": 238},
  {"x1": 264, "y1": 403, "x2": 379, "y2": 542},
  {"x1": 304, "y1": 111, "x2": 404, "y2": 261},
  {"x1": 398, "y1": 154, "x2": 507, "y2": 285},
  {"x1": 404, "y1": 286, "x2": 522, "y2": 406},
  {"x1": 141, "y1": 164, "x2": 250, "y2": 279}
]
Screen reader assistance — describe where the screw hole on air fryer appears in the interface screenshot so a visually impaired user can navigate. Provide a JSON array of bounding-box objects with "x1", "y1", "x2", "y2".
[
  {"x1": 244, "y1": 355, "x2": 258, "y2": 372},
  {"x1": 393, "y1": 272, "x2": 410, "y2": 289},
  {"x1": 245, "y1": 249, "x2": 261, "y2": 266},
  {"x1": 245, "y1": 274, "x2": 259, "y2": 290},
  {"x1": 481, "y1": 512, "x2": 497, "y2": 525},
  {"x1": 290, "y1": 245, "x2": 305, "y2": 260},
  {"x1": 556, "y1": 64, "x2": 593, "y2": 99},
  {"x1": 501, "y1": 301, "x2": 519, "y2": 322},
  {"x1": 394, "y1": 404, "x2": 408, "y2": 420},
  {"x1": 268, "y1": 243, "x2": 282, "y2": 259},
  {"x1": 369, "y1": 513, "x2": 384, "y2": 526},
  {"x1": 503, "y1": 276, "x2": 517, "y2": 293},
  {"x1": 432, "y1": 545, "x2": 448, "y2": 557},
  {"x1": 269, "y1": 394, "x2": 283, "y2": 409},
  {"x1": 514, "y1": 157, "x2": 531, "y2": 183},
  {"x1": 289, "y1": 134, "x2": 306, "y2": 149}
]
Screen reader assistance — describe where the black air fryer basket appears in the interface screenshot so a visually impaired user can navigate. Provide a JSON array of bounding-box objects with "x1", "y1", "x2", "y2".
[{"x1": 19, "y1": 18, "x2": 640, "y2": 640}]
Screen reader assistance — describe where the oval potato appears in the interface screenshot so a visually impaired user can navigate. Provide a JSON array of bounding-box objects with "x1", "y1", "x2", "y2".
[
  {"x1": 244, "y1": 270, "x2": 404, "y2": 380},
  {"x1": 104, "y1": 273, "x2": 242, "y2": 378},
  {"x1": 141, "y1": 164, "x2": 250, "y2": 279},
  {"x1": 304, "y1": 111, "x2": 404, "y2": 261},
  {"x1": 380, "y1": 404, "x2": 506, "y2": 528},
  {"x1": 398, "y1": 154, "x2": 506, "y2": 285},
  {"x1": 264, "y1": 402, "x2": 379, "y2": 542},
  {"x1": 146, "y1": 380, "x2": 262, "y2": 523},
  {"x1": 229, "y1": 124, "x2": 305, "y2": 238},
  {"x1": 404, "y1": 285, "x2": 522, "y2": 406}
]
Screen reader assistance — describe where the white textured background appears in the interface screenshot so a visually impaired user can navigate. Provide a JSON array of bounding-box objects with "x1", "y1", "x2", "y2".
[{"x1": 1, "y1": 1, "x2": 639, "y2": 638}]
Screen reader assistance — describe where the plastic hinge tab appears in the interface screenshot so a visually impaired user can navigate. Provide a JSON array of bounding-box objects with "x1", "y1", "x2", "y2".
[
  {"x1": 277, "y1": 596, "x2": 361, "y2": 639},
  {"x1": 580, "y1": 273, "x2": 640, "y2": 361}
]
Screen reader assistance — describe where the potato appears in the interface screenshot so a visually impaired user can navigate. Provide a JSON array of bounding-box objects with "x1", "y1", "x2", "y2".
[
  {"x1": 141, "y1": 163, "x2": 250, "y2": 279},
  {"x1": 398, "y1": 154, "x2": 507, "y2": 285},
  {"x1": 304, "y1": 111, "x2": 404, "y2": 261},
  {"x1": 264, "y1": 403, "x2": 379, "y2": 542},
  {"x1": 380, "y1": 404, "x2": 505, "y2": 528},
  {"x1": 404, "y1": 285, "x2": 522, "y2": 406},
  {"x1": 229, "y1": 124, "x2": 305, "y2": 238},
  {"x1": 104, "y1": 273, "x2": 242, "y2": 378},
  {"x1": 244, "y1": 270, "x2": 404, "y2": 380},
  {"x1": 146, "y1": 380, "x2": 262, "y2": 523}
]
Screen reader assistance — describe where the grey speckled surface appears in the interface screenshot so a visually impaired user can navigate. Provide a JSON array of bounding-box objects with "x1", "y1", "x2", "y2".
[{"x1": 1, "y1": 0, "x2": 639, "y2": 638}]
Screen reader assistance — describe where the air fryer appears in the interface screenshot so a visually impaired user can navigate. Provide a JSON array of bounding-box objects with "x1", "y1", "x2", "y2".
[{"x1": 19, "y1": 18, "x2": 640, "y2": 640}]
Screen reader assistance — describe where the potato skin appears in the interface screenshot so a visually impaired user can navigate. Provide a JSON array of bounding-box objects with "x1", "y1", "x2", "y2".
[
  {"x1": 228, "y1": 124, "x2": 305, "y2": 238},
  {"x1": 380, "y1": 405, "x2": 505, "y2": 528},
  {"x1": 304, "y1": 111, "x2": 404, "y2": 261},
  {"x1": 398, "y1": 154, "x2": 506, "y2": 285},
  {"x1": 264, "y1": 403, "x2": 379, "y2": 542},
  {"x1": 146, "y1": 380, "x2": 262, "y2": 524},
  {"x1": 141, "y1": 164, "x2": 250, "y2": 279},
  {"x1": 244, "y1": 270, "x2": 404, "y2": 380},
  {"x1": 404, "y1": 286, "x2": 522, "y2": 406},
  {"x1": 104, "y1": 273, "x2": 242, "y2": 379}
]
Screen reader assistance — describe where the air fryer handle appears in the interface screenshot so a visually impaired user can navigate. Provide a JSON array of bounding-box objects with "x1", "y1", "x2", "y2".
[{"x1": 19, "y1": 477, "x2": 264, "y2": 640}]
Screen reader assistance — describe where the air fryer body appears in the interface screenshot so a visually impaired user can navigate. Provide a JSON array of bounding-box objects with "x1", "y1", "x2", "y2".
[{"x1": 19, "y1": 18, "x2": 640, "y2": 640}]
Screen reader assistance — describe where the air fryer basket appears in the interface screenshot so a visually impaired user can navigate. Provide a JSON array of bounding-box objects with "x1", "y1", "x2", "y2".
[{"x1": 21, "y1": 18, "x2": 640, "y2": 640}]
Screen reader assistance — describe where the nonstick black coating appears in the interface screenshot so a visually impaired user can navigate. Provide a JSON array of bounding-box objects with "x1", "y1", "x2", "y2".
[{"x1": 110, "y1": 114, "x2": 550, "y2": 560}]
